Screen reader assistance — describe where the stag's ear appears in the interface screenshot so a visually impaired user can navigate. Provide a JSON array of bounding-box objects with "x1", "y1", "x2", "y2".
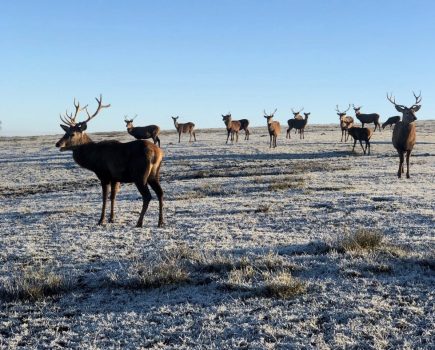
[
  {"x1": 60, "y1": 124, "x2": 70, "y2": 132},
  {"x1": 395, "y1": 105, "x2": 406, "y2": 113},
  {"x1": 412, "y1": 105, "x2": 421, "y2": 112},
  {"x1": 76, "y1": 122, "x2": 87, "y2": 131}
]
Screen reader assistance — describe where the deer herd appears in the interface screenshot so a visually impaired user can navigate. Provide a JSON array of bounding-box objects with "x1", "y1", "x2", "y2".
[{"x1": 55, "y1": 92, "x2": 422, "y2": 227}]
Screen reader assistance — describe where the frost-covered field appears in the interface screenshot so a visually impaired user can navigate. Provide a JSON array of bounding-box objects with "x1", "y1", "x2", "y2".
[{"x1": 0, "y1": 122, "x2": 434, "y2": 349}]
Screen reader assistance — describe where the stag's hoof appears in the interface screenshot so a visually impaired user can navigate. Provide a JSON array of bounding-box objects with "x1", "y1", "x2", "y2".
[
  {"x1": 158, "y1": 221, "x2": 165, "y2": 228},
  {"x1": 136, "y1": 223, "x2": 143, "y2": 228},
  {"x1": 97, "y1": 220, "x2": 105, "y2": 226}
]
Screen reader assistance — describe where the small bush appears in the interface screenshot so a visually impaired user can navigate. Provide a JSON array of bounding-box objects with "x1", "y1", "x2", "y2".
[
  {"x1": 0, "y1": 266, "x2": 72, "y2": 301},
  {"x1": 269, "y1": 177, "x2": 305, "y2": 191}
]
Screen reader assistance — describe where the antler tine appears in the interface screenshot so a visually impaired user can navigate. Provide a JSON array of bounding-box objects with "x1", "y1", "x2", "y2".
[
  {"x1": 335, "y1": 105, "x2": 341, "y2": 113},
  {"x1": 84, "y1": 94, "x2": 111, "y2": 123},
  {"x1": 132, "y1": 114, "x2": 138, "y2": 120},
  {"x1": 386, "y1": 92, "x2": 397, "y2": 105},
  {"x1": 263, "y1": 109, "x2": 268, "y2": 116},
  {"x1": 60, "y1": 113, "x2": 74, "y2": 126},
  {"x1": 291, "y1": 108, "x2": 295, "y2": 114},
  {"x1": 299, "y1": 107, "x2": 304, "y2": 113},
  {"x1": 413, "y1": 90, "x2": 422, "y2": 105},
  {"x1": 345, "y1": 104, "x2": 351, "y2": 113},
  {"x1": 272, "y1": 108, "x2": 277, "y2": 116}
]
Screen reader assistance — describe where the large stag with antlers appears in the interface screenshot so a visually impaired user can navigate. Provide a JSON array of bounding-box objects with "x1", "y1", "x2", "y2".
[
  {"x1": 386, "y1": 92, "x2": 421, "y2": 178},
  {"x1": 171, "y1": 116, "x2": 196, "y2": 143},
  {"x1": 222, "y1": 113, "x2": 250, "y2": 143},
  {"x1": 336, "y1": 105, "x2": 354, "y2": 142},
  {"x1": 352, "y1": 104, "x2": 381, "y2": 131},
  {"x1": 55, "y1": 95, "x2": 164, "y2": 227},
  {"x1": 124, "y1": 115, "x2": 161, "y2": 147},
  {"x1": 264, "y1": 109, "x2": 280, "y2": 148}
]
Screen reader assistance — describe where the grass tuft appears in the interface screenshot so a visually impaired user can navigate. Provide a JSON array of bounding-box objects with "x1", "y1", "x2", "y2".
[
  {"x1": 337, "y1": 229, "x2": 383, "y2": 253},
  {"x1": 0, "y1": 266, "x2": 72, "y2": 301},
  {"x1": 261, "y1": 271, "x2": 306, "y2": 299}
]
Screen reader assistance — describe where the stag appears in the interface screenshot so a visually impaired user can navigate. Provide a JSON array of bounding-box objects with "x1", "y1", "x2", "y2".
[
  {"x1": 55, "y1": 95, "x2": 164, "y2": 227},
  {"x1": 171, "y1": 116, "x2": 196, "y2": 143},
  {"x1": 386, "y1": 92, "x2": 421, "y2": 178},
  {"x1": 287, "y1": 111, "x2": 309, "y2": 139},
  {"x1": 222, "y1": 113, "x2": 250, "y2": 143},
  {"x1": 336, "y1": 104, "x2": 354, "y2": 142},
  {"x1": 264, "y1": 109, "x2": 280, "y2": 148},
  {"x1": 382, "y1": 116, "x2": 400, "y2": 130},
  {"x1": 352, "y1": 105, "x2": 381, "y2": 131},
  {"x1": 124, "y1": 115, "x2": 161, "y2": 147}
]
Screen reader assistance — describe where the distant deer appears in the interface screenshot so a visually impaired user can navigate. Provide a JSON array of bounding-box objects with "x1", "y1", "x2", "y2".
[
  {"x1": 222, "y1": 113, "x2": 250, "y2": 143},
  {"x1": 352, "y1": 105, "x2": 381, "y2": 131},
  {"x1": 55, "y1": 95, "x2": 164, "y2": 227},
  {"x1": 171, "y1": 116, "x2": 196, "y2": 143},
  {"x1": 264, "y1": 109, "x2": 280, "y2": 148},
  {"x1": 291, "y1": 107, "x2": 304, "y2": 135},
  {"x1": 124, "y1": 115, "x2": 161, "y2": 147},
  {"x1": 287, "y1": 112, "x2": 309, "y2": 139},
  {"x1": 386, "y1": 92, "x2": 421, "y2": 178},
  {"x1": 336, "y1": 104, "x2": 354, "y2": 142},
  {"x1": 382, "y1": 116, "x2": 400, "y2": 130},
  {"x1": 348, "y1": 127, "x2": 373, "y2": 155}
]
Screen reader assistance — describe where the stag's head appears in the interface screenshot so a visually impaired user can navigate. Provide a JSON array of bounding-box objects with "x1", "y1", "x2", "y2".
[
  {"x1": 304, "y1": 112, "x2": 311, "y2": 119},
  {"x1": 336, "y1": 104, "x2": 351, "y2": 118},
  {"x1": 386, "y1": 92, "x2": 421, "y2": 123},
  {"x1": 352, "y1": 105, "x2": 362, "y2": 113},
  {"x1": 222, "y1": 112, "x2": 231, "y2": 121},
  {"x1": 291, "y1": 107, "x2": 304, "y2": 118},
  {"x1": 56, "y1": 95, "x2": 110, "y2": 151},
  {"x1": 124, "y1": 114, "x2": 138, "y2": 129},
  {"x1": 263, "y1": 109, "x2": 277, "y2": 122}
]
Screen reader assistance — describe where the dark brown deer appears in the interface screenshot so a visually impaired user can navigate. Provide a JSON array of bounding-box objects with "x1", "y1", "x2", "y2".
[
  {"x1": 264, "y1": 109, "x2": 280, "y2": 148},
  {"x1": 124, "y1": 115, "x2": 161, "y2": 147},
  {"x1": 287, "y1": 112, "x2": 309, "y2": 139},
  {"x1": 171, "y1": 116, "x2": 196, "y2": 143},
  {"x1": 336, "y1": 104, "x2": 354, "y2": 142},
  {"x1": 55, "y1": 95, "x2": 164, "y2": 227},
  {"x1": 348, "y1": 126, "x2": 373, "y2": 155},
  {"x1": 386, "y1": 92, "x2": 421, "y2": 178},
  {"x1": 222, "y1": 113, "x2": 250, "y2": 143},
  {"x1": 382, "y1": 116, "x2": 400, "y2": 130},
  {"x1": 352, "y1": 105, "x2": 381, "y2": 131}
]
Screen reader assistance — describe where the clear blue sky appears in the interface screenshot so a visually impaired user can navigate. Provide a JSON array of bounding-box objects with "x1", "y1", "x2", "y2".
[{"x1": 0, "y1": 0, "x2": 434, "y2": 136}]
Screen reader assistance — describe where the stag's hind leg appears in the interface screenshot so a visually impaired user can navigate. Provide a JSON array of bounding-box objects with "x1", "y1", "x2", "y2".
[
  {"x1": 148, "y1": 179, "x2": 164, "y2": 227},
  {"x1": 135, "y1": 181, "x2": 152, "y2": 227}
]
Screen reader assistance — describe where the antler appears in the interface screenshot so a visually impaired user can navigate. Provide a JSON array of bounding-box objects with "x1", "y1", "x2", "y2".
[
  {"x1": 59, "y1": 98, "x2": 88, "y2": 126},
  {"x1": 336, "y1": 104, "x2": 351, "y2": 114},
  {"x1": 412, "y1": 91, "x2": 422, "y2": 107},
  {"x1": 83, "y1": 94, "x2": 111, "y2": 123},
  {"x1": 386, "y1": 93, "x2": 397, "y2": 106},
  {"x1": 272, "y1": 108, "x2": 277, "y2": 116}
]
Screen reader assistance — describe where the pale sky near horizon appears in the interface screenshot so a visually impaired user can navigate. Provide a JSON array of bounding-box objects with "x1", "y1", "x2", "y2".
[{"x1": 0, "y1": 0, "x2": 434, "y2": 136}]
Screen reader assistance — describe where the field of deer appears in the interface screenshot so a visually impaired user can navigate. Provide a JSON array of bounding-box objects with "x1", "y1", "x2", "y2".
[{"x1": 1, "y1": 120, "x2": 434, "y2": 348}]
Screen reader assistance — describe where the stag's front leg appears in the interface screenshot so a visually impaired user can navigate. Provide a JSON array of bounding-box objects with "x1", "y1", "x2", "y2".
[
  {"x1": 398, "y1": 152, "x2": 404, "y2": 178},
  {"x1": 109, "y1": 182, "x2": 119, "y2": 223},
  {"x1": 98, "y1": 182, "x2": 109, "y2": 225},
  {"x1": 406, "y1": 150, "x2": 412, "y2": 179}
]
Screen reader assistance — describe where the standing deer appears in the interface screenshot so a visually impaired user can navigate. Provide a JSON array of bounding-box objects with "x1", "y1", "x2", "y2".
[
  {"x1": 222, "y1": 113, "x2": 250, "y2": 143},
  {"x1": 347, "y1": 127, "x2": 373, "y2": 155},
  {"x1": 336, "y1": 104, "x2": 354, "y2": 142},
  {"x1": 291, "y1": 107, "x2": 304, "y2": 135},
  {"x1": 386, "y1": 92, "x2": 421, "y2": 178},
  {"x1": 287, "y1": 112, "x2": 309, "y2": 139},
  {"x1": 55, "y1": 95, "x2": 164, "y2": 227},
  {"x1": 352, "y1": 105, "x2": 381, "y2": 131},
  {"x1": 124, "y1": 115, "x2": 161, "y2": 147},
  {"x1": 264, "y1": 109, "x2": 280, "y2": 148},
  {"x1": 171, "y1": 116, "x2": 196, "y2": 143}
]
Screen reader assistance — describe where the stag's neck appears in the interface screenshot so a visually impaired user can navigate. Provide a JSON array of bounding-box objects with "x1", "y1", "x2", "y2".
[
  {"x1": 127, "y1": 126, "x2": 134, "y2": 134},
  {"x1": 173, "y1": 121, "x2": 179, "y2": 129},
  {"x1": 402, "y1": 115, "x2": 415, "y2": 124},
  {"x1": 71, "y1": 135, "x2": 96, "y2": 170}
]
